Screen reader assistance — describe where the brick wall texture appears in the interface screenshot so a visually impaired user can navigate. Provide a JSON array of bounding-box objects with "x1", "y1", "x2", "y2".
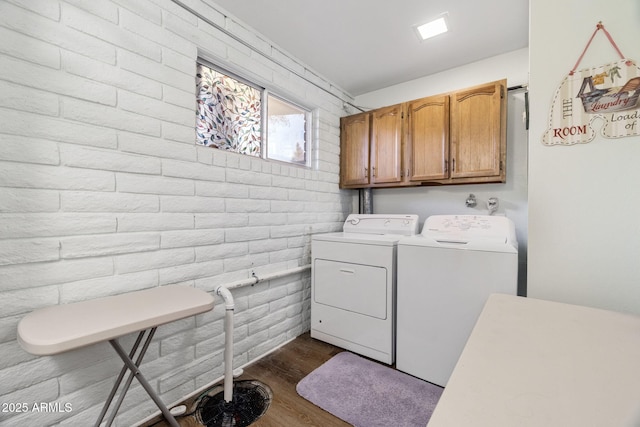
[{"x1": 0, "y1": 0, "x2": 352, "y2": 425}]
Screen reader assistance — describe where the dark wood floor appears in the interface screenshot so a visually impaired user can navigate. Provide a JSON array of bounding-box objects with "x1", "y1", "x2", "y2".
[{"x1": 143, "y1": 333, "x2": 351, "y2": 427}]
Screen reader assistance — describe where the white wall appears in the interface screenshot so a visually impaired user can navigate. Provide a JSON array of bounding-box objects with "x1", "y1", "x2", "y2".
[
  {"x1": 528, "y1": 0, "x2": 640, "y2": 314},
  {"x1": 355, "y1": 48, "x2": 529, "y2": 109},
  {"x1": 0, "y1": 1, "x2": 351, "y2": 425},
  {"x1": 354, "y1": 48, "x2": 530, "y2": 295}
]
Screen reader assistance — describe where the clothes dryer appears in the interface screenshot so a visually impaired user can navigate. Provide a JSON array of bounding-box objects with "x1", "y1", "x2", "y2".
[
  {"x1": 311, "y1": 214, "x2": 419, "y2": 364},
  {"x1": 396, "y1": 215, "x2": 518, "y2": 386}
]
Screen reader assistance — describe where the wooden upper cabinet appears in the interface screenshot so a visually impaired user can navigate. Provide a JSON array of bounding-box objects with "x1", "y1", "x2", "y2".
[
  {"x1": 450, "y1": 80, "x2": 506, "y2": 180},
  {"x1": 406, "y1": 95, "x2": 450, "y2": 182},
  {"x1": 338, "y1": 79, "x2": 507, "y2": 189},
  {"x1": 340, "y1": 112, "x2": 371, "y2": 188},
  {"x1": 370, "y1": 103, "x2": 404, "y2": 185}
]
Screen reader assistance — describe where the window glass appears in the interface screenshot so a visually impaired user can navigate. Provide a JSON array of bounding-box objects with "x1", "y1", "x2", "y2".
[
  {"x1": 196, "y1": 64, "x2": 261, "y2": 156},
  {"x1": 267, "y1": 95, "x2": 308, "y2": 165},
  {"x1": 196, "y1": 61, "x2": 310, "y2": 167}
]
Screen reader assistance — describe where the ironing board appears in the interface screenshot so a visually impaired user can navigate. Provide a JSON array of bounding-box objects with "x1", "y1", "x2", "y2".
[{"x1": 17, "y1": 285, "x2": 215, "y2": 427}]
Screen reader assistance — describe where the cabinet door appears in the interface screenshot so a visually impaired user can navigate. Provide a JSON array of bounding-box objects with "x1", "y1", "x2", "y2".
[
  {"x1": 406, "y1": 95, "x2": 450, "y2": 181},
  {"x1": 370, "y1": 104, "x2": 403, "y2": 185},
  {"x1": 450, "y1": 80, "x2": 506, "y2": 179},
  {"x1": 340, "y1": 112, "x2": 370, "y2": 188}
]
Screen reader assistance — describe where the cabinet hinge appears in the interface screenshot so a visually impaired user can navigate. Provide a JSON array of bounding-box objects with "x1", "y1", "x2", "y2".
[{"x1": 500, "y1": 85, "x2": 505, "y2": 99}]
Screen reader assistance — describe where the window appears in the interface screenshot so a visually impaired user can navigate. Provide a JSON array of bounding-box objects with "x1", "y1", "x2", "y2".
[
  {"x1": 196, "y1": 61, "x2": 310, "y2": 166},
  {"x1": 267, "y1": 95, "x2": 308, "y2": 165},
  {"x1": 196, "y1": 64, "x2": 261, "y2": 155}
]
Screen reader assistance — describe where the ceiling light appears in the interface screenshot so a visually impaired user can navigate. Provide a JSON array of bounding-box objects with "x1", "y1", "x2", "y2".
[{"x1": 415, "y1": 16, "x2": 448, "y2": 41}]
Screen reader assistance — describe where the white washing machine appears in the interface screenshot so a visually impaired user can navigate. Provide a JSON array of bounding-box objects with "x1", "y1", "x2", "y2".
[
  {"x1": 311, "y1": 214, "x2": 419, "y2": 364},
  {"x1": 396, "y1": 214, "x2": 518, "y2": 386}
]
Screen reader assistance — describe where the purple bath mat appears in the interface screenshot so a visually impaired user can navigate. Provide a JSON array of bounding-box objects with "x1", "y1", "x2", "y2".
[{"x1": 296, "y1": 352, "x2": 443, "y2": 427}]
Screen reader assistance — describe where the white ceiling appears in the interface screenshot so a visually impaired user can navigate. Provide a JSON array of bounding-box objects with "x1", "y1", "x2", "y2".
[{"x1": 207, "y1": 0, "x2": 529, "y2": 96}]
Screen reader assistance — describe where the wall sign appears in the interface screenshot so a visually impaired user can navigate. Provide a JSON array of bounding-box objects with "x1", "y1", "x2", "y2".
[{"x1": 542, "y1": 23, "x2": 640, "y2": 146}]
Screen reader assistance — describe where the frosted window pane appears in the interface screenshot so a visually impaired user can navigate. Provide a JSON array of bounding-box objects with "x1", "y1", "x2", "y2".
[{"x1": 196, "y1": 64, "x2": 261, "y2": 156}]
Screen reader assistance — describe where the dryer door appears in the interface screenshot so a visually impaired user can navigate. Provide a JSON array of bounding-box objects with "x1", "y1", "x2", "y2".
[{"x1": 313, "y1": 259, "x2": 387, "y2": 319}]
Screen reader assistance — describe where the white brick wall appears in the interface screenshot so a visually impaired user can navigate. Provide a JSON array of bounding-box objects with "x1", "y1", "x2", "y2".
[{"x1": 0, "y1": 0, "x2": 352, "y2": 425}]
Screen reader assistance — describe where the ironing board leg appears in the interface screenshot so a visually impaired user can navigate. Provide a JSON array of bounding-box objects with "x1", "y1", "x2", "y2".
[
  {"x1": 94, "y1": 330, "x2": 147, "y2": 427},
  {"x1": 105, "y1": 329, "x2": 156, "y2": 426},
  {"x1": 109, "y1": 334, "x2": 180, "y2": 427},
  {"x1": 94, "y1": 328, "x2": 180, "y2": 427}
]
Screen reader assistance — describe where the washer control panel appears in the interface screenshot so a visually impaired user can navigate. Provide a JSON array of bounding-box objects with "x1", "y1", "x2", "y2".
[
  {"x1": 343, "y1": 214, "x2": 419, "y2": 235},
  {"x1": 421, "y1": 215, "x2": 516, "y2": 242}
]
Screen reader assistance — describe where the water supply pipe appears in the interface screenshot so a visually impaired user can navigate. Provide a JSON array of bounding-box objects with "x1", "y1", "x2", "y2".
[
  {"x1": 215, "y1": 286, "x2": 235, "y2": 403},
  {"x1": 211, "y1": 266, "x2": 310, "y2": 403},
  {"x1": 221, "y1": 265, "x2": 310, "y2": 291}
]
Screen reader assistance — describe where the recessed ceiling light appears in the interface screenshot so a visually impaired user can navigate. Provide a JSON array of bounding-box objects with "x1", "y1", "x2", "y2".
[{"x1": 415, "y1": 16, "x2": 448, "y2": 41}]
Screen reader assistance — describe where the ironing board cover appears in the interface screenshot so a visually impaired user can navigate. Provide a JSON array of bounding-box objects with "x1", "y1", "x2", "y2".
[{"x1": 17, "y1": 285, "x2": 214, "y2": 355}]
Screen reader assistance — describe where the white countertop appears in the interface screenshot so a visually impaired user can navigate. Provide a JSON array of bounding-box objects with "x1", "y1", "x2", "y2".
[{"x1": 428, "y1": 294, "x2": 640, "y2": 427}]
